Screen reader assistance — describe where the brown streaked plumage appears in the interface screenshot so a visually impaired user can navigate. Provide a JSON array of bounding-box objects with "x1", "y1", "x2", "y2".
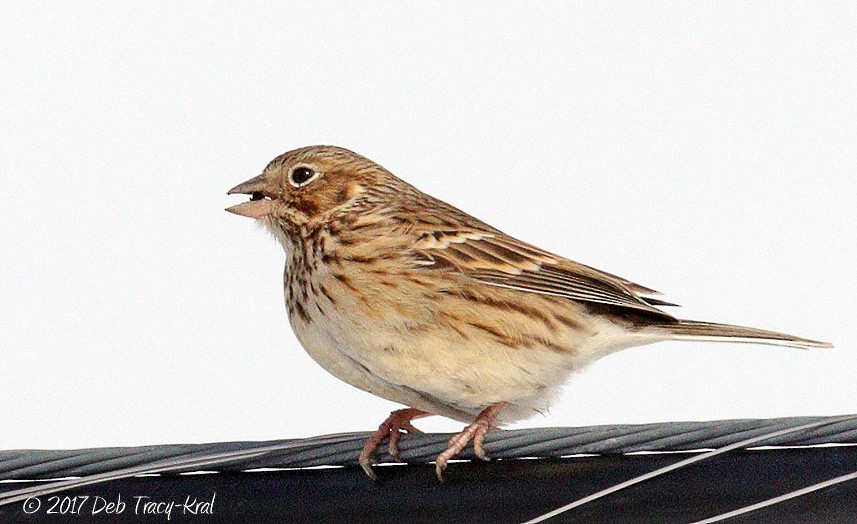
[{"x1": 227, "y1": 145, "x2": 832, "y2": 481}]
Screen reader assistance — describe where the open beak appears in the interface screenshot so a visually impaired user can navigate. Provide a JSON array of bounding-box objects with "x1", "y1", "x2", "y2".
[{"x1": 226, "y1": 175, "x2": 277, "y2": 219}]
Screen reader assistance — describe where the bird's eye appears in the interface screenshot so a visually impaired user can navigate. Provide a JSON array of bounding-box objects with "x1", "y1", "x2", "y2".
[{"x1": 288, "y1": 166, "x2": 319, "y2": 187}]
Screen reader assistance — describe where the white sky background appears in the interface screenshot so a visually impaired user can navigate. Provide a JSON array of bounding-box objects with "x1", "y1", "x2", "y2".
[{"x1": 1, "y1": 3, "x2": 855, "y2": 450}]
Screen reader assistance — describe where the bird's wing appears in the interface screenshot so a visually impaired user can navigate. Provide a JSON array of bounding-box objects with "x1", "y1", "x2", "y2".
[{"x1": 411, "y1": 228, "x2": 676, "y2": 316}]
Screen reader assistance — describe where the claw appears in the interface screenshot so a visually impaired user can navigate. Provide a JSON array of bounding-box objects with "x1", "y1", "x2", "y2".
[
  {"x1": 473, "y1": 428, "x2": 491, "y2": 461},
  {"x1": 359, "y1": 408, "x2": 430, "y2": 480},
  {"x1": 388, "y1": 429, "x2": 403, "y2": 461},
  {"x1": 433, "y1": 402, "x2": 507, "y2": 481},
  {"x1": 436, "y1": 458, "x2": 449, "y2": 482},
  {"x1": 360, "y1": 457, "x2": 379, "y2": 481}
]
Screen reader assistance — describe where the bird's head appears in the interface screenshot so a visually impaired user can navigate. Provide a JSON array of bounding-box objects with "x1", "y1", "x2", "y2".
[{"x1": 227, "y1": 145, "x2": 396, "y2": 232}]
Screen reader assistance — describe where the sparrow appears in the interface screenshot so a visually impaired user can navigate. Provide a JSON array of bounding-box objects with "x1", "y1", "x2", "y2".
[{"x1": 227, "y1": 145, "x2": 831, "y2": 480}]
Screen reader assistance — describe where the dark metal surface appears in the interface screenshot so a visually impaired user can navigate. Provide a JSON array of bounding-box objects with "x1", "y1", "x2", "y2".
[
  {"x1": 1, "y1": 447, "x2": 855, "y2": 523},
  {"x1": 3, "y1": 416, "x2": 857, "y2": 480}
]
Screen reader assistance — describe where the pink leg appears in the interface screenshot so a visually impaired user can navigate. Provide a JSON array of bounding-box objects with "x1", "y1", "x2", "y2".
[
  {"x1": 359, "y1": 408, "x2": 431, "y2": 480},
  {"x1": 435, "y1": 402, "x2": 507, "y2": 481}
]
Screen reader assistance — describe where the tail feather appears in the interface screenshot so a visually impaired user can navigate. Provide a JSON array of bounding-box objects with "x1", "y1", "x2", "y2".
[{"x1": 660, "y1": 320, "x2": 833, "y2": 350}]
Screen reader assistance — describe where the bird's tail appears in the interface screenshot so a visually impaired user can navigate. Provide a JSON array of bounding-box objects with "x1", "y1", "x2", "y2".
[{"x1": 657, "y1": 319, "x2": 833, "y2": 350}]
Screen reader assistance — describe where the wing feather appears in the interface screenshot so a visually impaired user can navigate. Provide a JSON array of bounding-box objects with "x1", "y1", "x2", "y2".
[{"x1": 412, "y1": 227, "x2": 675, "y2": 316}]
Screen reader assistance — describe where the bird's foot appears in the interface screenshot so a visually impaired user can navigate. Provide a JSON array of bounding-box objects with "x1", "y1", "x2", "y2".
[
  {"x1": 435, "y1": 402, "x2": 507, "y2": 481},
  {"x1": 359, "y1": 408, "x2": 429, "y2": 480}
]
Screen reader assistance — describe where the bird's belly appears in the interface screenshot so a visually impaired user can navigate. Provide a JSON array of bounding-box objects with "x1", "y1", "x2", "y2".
[
  {"x1": 288, "y1": 291, "x2": 614, "y2": 422},
  {"x1": 288, "y1": 298, "x2": 474, "y2": 420},
  {"x1": 285, "y1": 260, "x2": 653, "y2": 423},
  {"x1": 288, "y1": 307, "x2": 403, "y2": 404}
]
